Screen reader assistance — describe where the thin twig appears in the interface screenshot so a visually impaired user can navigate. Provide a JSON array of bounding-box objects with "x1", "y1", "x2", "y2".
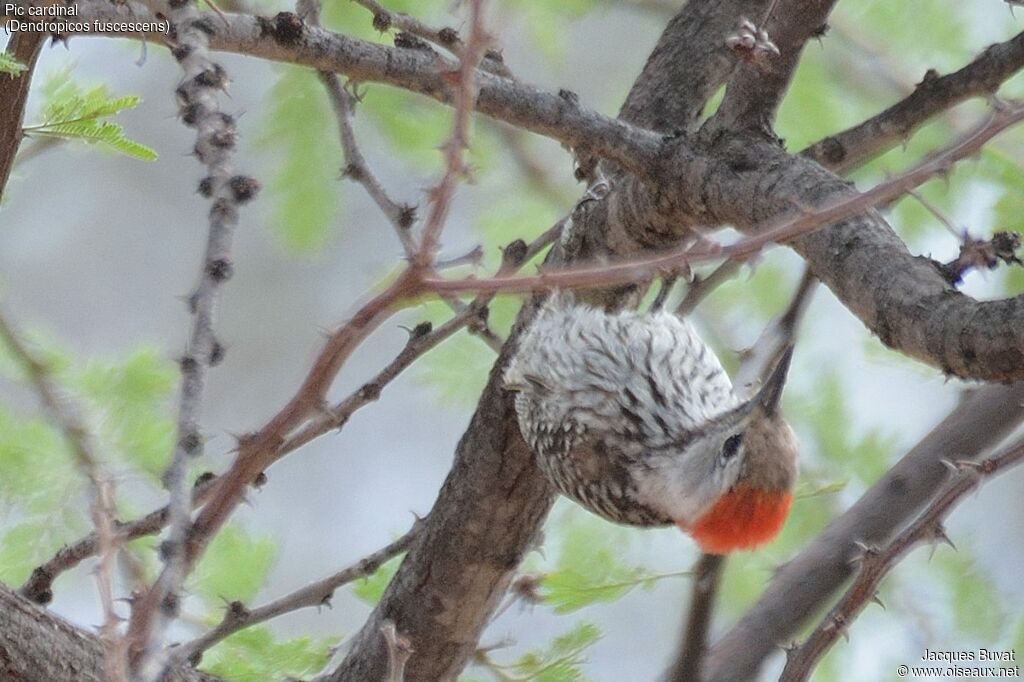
[
  {"x1": 676, "y1": 261, "x2": 742, "y2": 315},
  {"x1": 19, "y1": 475, "x2": 220, "y2": 604},
  {"x1": 317, "y1": 56, "x2": 417, "y2": 256},
  {"x1": 905, "y1": 188, "x2": 963, "y2": 239},
  {"x1": 316, "y1": 62, "x2": 506, "y2": 348},
  {"x1": 733, "y1": 266, "x2": 816, "y2": 393},
  {"x1": 351, "y1": 0, "x2": 512, "y2": 78},
  {"x1": 0, "y1": 310, "x2": 126, "y2": 682},
  {"x1": 669, "y1": 553, "x2": 725, "y2": 682},
  {"x1": 18, "y1": 225, "x2": 556, "y2": 600},
  {"x1": 419, "y1": 102, "x2": 1024, "y2": 295},
  {"x1": 279, "y1": 232, "x2": 538, "y2": 453},
  {"x1": 415, "y1": 0, "x2": 491, "y2": 267},
  {"x1": 352, "y1": 0, "x2": 459, "y2": 55},
  {"x1": 170, "y1": 522, "x2": 422, "y2": 666},
  {"x1": 778, "y1": 437, "x2": 1024, "y2": 682}
]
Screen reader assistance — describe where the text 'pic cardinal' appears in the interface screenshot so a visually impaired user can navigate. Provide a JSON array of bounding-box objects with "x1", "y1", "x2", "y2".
[{"x1": 505, "y1": 291, "x2": 798, "y2": 554}]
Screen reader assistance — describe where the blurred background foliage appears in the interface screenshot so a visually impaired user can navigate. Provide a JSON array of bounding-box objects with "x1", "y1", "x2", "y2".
[{"x1": 2, "y1": 0, "x2": 1024, "y2": 680}]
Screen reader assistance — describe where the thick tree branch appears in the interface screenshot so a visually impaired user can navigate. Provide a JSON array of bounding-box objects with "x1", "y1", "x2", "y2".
[
  {"x1": 0, "y1": 25, "x2": 45, "y2": 203},
  {"x1": 64, "y1": 1, "x2": 1024, "y2": 380},
  {"x1": 16, "y1": 2, "x2": 1024, "y2": 679},
  {"x1": 414, "y1": 0, "x2": 489, "y2": 267},
  {"x1": 323, "y1": 2, "x2": 765, "y2": 678},
  {"x1": 70, "y1": 0, "x2": 665, "y2": 178},
  {"x1": 778, "y1": 437, "x2": 1024, "y2": 682},
  {"x1": 0, "y1": 583, "x2": 221, "y2": 682},
  {"x1": 804, "y1": 30, "x2": 1024, "y2": 172},
  {"x1": 703, "y1": 381, "x2": 1024, "y2": 682},
  {"x1": 417, "y1": 104, "x2": 1023, "y2": 298},
  {"x1": 711, "y1": 0, "x2": 836, "y2": 132},
  {"x1": 617, "y1": 0, "x2": 773, "y2": 132},
  {"x1": 669, "y1": 553, "x2": 725, "y2": 682},
  {"x1": 15, "y1": 227, "x2": 551, "y2": 610}
]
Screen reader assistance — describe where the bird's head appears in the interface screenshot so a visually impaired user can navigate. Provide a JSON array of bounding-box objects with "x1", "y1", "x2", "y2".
[{"x1": 643, "y1": 348, "x2": 799, "y2": 554}]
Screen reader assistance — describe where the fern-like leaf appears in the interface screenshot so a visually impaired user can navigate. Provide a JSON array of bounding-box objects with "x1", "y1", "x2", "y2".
[
  {"x1": 25, "y1": 73, "x2": 155, "y2": 161},
  {"x1": 0, "y1": 52, "x2": 27, "y2": 77}
]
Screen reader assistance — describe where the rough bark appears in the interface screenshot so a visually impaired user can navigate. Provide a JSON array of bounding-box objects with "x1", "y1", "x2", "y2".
[
  {"x1": 0, "y1": 29, "x2": 44, "y2": 203},
  {"x1": 71, "y1": 0, "x2": 1024, "y2": 381},
  {"x1": 675, "y1": 131, "x2": 1024, "y2": 381},
  {"x1": 0, "y1": 583, "x2": 220, "y2": 682}
]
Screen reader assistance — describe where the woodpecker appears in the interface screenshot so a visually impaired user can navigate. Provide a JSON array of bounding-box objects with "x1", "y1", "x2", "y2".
[{"x1": 504, "y1": 292, "x2": 798, "y2": 554}]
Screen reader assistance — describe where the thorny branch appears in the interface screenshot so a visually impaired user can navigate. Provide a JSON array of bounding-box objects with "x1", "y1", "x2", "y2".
[
  {"x1": 318, "y1": 70, "x2": 417, "y2": 256},
  {"x1": 16, "y1": 224, "x2": 554, "y2": 608},
  {"x1": 420, "y1": 101, "x2": 1024, "y2": 296},
  {"x1": 68, "y1": 0, "x2": 667, "y2": 179},
  {"x1": 6, "y1": 1, "x2": 1024, "y2": 675},
  {"x1": 176, "y1": 0, "x2": 493, "y2": 593},
  {"x1": 277, "y1": 237, "x2": 532, "y2": 455},
  {"x1": 171, "y1": 522, "x2": 423, "y2": 667},
  {"x1": 126, "y1": 0, "x2": 261, "y2": 672},
  {"x1": 19, "y1": 475, "x2": 220, "y2": 604},
  {"x1": 415, "y1": 0, "x2": 490, "y2": 267},
  {"x1": 778, "y1": 437, "x2": 1024, "y2": 682},
  {"x1": 353, "y1": 0, "x2": 453, "y2": 52},
  {"x1": 315, "y1": 59, "x2": 505, "y2": 349},
  {"x1": 669, "y1": 553, "x2": 725, "y2": 682},
  {"x1": 0, "y1": 310, "x2": 126, "y2": 681},
  {"x1": 351, "y1": 0, "x2": 511, "y2": 78},
  {"x1": 804, "y1": 30, "x2": 1024, "y2": 172}
]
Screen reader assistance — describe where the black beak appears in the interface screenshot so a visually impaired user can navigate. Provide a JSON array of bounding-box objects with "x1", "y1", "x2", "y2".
[{"x1": 755, "y1": 346, "x2": 794, "y2": 416}]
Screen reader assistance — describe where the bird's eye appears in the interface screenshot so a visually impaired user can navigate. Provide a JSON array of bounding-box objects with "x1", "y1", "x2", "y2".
[{"x1": 721, "y1": 434, "x2": 743, "y2": 460}]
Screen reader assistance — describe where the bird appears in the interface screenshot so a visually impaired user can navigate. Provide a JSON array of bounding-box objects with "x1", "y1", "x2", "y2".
[{"x1": 503, "y1": 291, "x2": 799, "y2": 555}]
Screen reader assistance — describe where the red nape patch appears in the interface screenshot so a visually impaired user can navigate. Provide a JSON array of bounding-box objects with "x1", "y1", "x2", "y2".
[{"x1": 683, "y1": 487, "x2": 793, "y2": 554}]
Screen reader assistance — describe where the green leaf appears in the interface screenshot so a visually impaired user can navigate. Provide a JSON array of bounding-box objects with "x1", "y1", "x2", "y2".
[
  {"x1": 353, "y1": 553, "x2": 403, "y2": 605},
  {"x1": 541, "y1": 566, "x2": 690, "y2": 614},
  {"x1": 933, "y1": 550, "x2": 1005, "y2": 641},
  {"x1": 201, "y1": 626, "x2": 336, "y2": 681},
  {"x1": 258, "y1": 66, "x2": 341, "y2": 252},
  {"x1": 191, "y1": 525, "x2": 278, "y2": 604},
  {"x1": 789, "y1": 371, "x2": 897, "y2": 484},
  {"x1": 537, "y1": 514, "x2": 689, "y2": 614},
  {"x1": 74, "y1": 348, "x2": 176, "y2": 478},
  {"x1": 26, "y1": 72, "x2": 156, "y2": 160},
  {"x1": 793, "y1": 478, "x2": 848, "y2": 500},
  {"x1": 501, "y1": 622, "x2": 601, "y2": 682},
  {"x1": 29, "y1": 120, "x2": 157, "y2": 161},
  {"x1": 0, "y1": 51, "x2": 27, "y2": 77}
]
